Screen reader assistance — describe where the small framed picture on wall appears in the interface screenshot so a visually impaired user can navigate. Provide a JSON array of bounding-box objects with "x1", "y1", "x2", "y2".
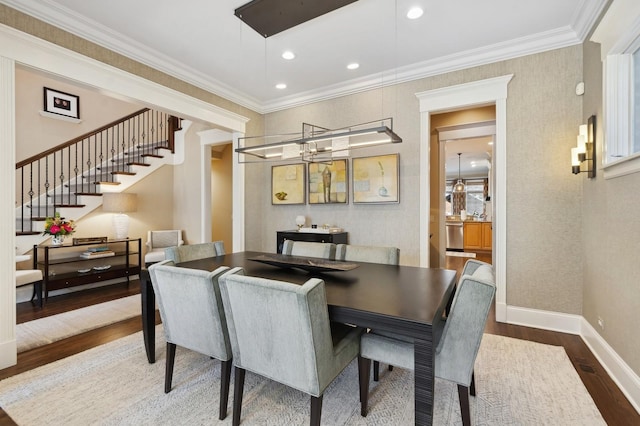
[
  {"x1": 271, "y1": 163, "x2": 306, "y2": 205},
  {"x1": 44, "y1": 87, "x2": 80, "y2": 119},
  {"x1": 352, "y1": 153, "x2": 400, "y2": 204},
  {"x1": 308, "y1": 159, "x2": 348, "y2": 204}
]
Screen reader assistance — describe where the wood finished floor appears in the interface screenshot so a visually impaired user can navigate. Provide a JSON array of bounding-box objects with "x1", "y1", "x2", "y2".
[{"x1": 1, "y1": 258, "x2": 638, "y2": 425}]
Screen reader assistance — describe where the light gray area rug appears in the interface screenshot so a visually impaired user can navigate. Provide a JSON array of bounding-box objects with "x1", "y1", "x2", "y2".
[
  {"x1": 16, "y1": 295, "x2": 141, "y2": 352},
  {"x1": 0, "y1": 327, "x2": 605, "y2": 425}
]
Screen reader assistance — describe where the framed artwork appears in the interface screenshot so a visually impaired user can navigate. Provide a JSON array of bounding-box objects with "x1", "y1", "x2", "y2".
[
  {"x1": 352, "y1": 153, "x2": 400, "y2": 203},
  {"x1": 307, "y1": 159, "x2": 348, "y2": 204},
  {"x1": 271, "y1": 163, "x2": 306, "y2": 205},
  {"x1": 44, "y1": 87, "x2": 80, "y2": 119}
]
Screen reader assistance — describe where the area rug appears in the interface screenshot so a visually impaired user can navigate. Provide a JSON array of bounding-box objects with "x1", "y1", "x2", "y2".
[
  {"x1": 16, "y1": 295, "x2": 141, "y2": 353},
  {"x1": 0, "y1": 327, "x2": 605, "y2": 425}
]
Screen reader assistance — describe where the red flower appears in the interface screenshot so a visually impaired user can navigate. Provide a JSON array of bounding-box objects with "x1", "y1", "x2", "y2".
[{"x1": 48, "y1": 224, "x2": 61, "y2": 235}]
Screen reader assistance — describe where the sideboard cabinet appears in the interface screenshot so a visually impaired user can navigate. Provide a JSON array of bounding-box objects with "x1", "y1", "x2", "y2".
[
  {"x1": 276, "y1": 230, "x2": 348, "y2": 253},
  {"x1": 33, "y1": 238, "x2": 141, "y2": 300}
]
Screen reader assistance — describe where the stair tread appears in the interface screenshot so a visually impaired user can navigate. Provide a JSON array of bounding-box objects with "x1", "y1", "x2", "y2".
[
  {"x1": 75, "y1": 192, "x2": 103, "y2": 196},
  {"x1": 54, "y1": 204, "x2": 86, "y2": 208},
  {"x1": 141, "y1": 154, "x2": 163, "y2": 158},
  {"x1": 96, "y1": 181, "x2": 121, "y2": 185},
  {"x1": 127, "y1": 162, "x2": 150, "y2": 166},
  {"x1": 111, "y1": 171, "x2": 136, "y2": 176}
]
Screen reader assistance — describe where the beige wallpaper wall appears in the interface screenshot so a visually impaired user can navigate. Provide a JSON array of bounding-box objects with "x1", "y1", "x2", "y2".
[
  {"x1": 249, "y1": 47, "x2": 584, "y2": 316},
  {"x1": 211, "y1": 144, "x2": 233, "y2": 248},
  {"x1": 581, "y1": 41, "x2": 639, "y2": 375},
  {"x1": 15, "y1": 66, "x2": 142, "y2": 161}
]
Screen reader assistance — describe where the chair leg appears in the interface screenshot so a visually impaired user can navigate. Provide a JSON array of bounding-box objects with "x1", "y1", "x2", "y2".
[
  {"x1": 470, "y1": 370, "x2": 476, "y2": 397},
  {"x1": 30, "y1": 281, "x2": 43, "y2": 308},
  {"x1": 358, "y1": 356, "x2": 371, "y2": 416},
  {"x1": 457, "y1": 384, "x2": 471, "y2": 426},
  {"x1": 388, "y1": 365, "x2": 394, "y2": 372},
  {"x1": 219, "y1": 360, "x2": 232, "y2": 420},
  {"x1": 310, "y1": 394, "x2": 323, "y2": 426},
  {"x1": 164, "y1": 343, "x2": 177, "y2": 393},
  {"x1": 232, "y1": 367, "x2": 246, "y2": 426},
  {"x1": 373, "y1": 360, "x2": 380, "y2": 382}
]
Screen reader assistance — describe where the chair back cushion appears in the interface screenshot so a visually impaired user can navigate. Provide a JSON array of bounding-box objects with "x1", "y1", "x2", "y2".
[
  {"x1": 219, "y1": 270, "x2": 347, "y2": 396},
  {"x1": 335, "y1": 244, "x2": 399, "y2": 265},
  {"x1": 281, "y1": 240, "x2": 336, "y2": 259},
  {"x1": 435, "y1": 260, "x2": 495, "y2": 386},
  {"x1": 148, "y1": 260, "x2": 232, "y2": 361},
  {"x1": 15, "y1": 269, "x2": 43, "y2": 287},
  {"x1": 165, "y1": 242, "x2": 219, "y2": 263},
  {"x1": 149, "y1": 230, "x2": 182, "y2": 249}
]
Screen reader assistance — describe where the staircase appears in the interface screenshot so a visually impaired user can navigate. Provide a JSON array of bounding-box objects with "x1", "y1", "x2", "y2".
[{"x1": 15, "y1": 108, "x2": 182, "y2": 253}]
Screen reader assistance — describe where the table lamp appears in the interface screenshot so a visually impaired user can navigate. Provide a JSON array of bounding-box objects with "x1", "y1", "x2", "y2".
[
  {"x1": 102, "y1": 192, "x2": 137, "y2": 239},
  {"x1": 295, "y1": 215, "x2": 306, "y2": 230}
]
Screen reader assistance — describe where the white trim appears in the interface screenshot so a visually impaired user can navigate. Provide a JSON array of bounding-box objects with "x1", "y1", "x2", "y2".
[
  {"x1": 0, "y1": 24, "x2": 249, "y2": 133},
  {"x1": 0, "y1": 55, "x2": 17, "y2": 369},
  {"x1": 602, "y1": 151, "x2": 640, "y2": 179},
  {"x1": 416, "y1": 74, "x2": 513, "y2": 322},
  {"x1": 505, "y1": 305, "x2": 582, "y2": 335},
  {"x1": 232, "y1": 132, "x2": 246, "y2": 253},
  {"x1": 581, "y1": 318, "x2": 640, "y2": 414},
  {"x1": 0, "y1": 23, "x2": 249, "y2": 368}
]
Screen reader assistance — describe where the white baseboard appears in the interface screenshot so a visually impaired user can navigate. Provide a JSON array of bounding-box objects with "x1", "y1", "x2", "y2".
[
  {"x1": 503, "y1": 304, "x2": 640, "y2": 414},
  {"x1": 505, "y1": 304, "x2": 582, "y2": 335},
  {"x1": 0, "y1": 338, "x2": 17, "y2": 369},
  {"x1": 581, "y1": 318, "x2": 640, "y2": 414}
]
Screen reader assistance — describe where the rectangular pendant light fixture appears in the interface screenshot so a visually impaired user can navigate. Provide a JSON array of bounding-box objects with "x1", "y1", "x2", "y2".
[
  {"x1": 236, "y1": 118, "x2": 402, "y2": 163},
  {"x1": 234, "y1": 0, "x2": 359, "y2": 38}
]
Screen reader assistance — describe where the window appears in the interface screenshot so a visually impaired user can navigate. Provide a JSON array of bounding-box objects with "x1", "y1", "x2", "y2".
[
  {"x1": 445, "y1": 179, "x2": 487, "y2": 217},
  {"x1": 592, "y1": 3, "x2": 640, "y2": 178}
]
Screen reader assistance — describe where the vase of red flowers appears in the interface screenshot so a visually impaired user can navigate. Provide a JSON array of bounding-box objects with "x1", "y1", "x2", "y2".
[{"x1": 43, "y1": 212, "x2": 76, "y2": 245}]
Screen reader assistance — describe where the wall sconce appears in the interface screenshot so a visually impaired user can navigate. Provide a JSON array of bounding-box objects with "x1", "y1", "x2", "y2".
[
  {"x1": 571, "y1": 115, "x2": 596, "y2": 178},
  {"x1": 102, "y1": 192, "x2": 138, "y2": 239}
]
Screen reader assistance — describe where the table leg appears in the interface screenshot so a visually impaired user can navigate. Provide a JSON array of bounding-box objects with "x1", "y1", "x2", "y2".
[
  {"x1": 414, "y1": 335, "x2": 435, "y2": 425},
  {"x1": 140, "y1": 270, "x2": 156, "y2": 364}
]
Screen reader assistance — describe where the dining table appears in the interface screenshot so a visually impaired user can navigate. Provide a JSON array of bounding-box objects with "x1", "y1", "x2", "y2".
[{"x1": 139, "y1": 251, "x2": 457, "y2": 426}]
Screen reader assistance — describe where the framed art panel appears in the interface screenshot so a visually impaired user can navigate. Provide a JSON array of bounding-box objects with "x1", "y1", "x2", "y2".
[
  {"x1": 352, "y1": 154, "x2": 399, "y2": 203},
  {"x1": 271, "y1": 163, "x2": 306, "y2": 205},
  {"x1": 44, "y1": 87, "x2": 80, "y2": 119},
  {"x1": 308, "y1": 159, "x2": 348, "y2": 204}
]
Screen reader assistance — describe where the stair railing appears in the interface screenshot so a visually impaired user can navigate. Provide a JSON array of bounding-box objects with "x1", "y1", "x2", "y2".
[{"x1": 16, "y1": 108, "x2": 177, "y2": 235}]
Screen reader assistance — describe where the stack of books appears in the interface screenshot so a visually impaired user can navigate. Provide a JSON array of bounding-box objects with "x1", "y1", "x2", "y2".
[{"x1": 80, "y1": 246, "x2": 115, "y2": 259}]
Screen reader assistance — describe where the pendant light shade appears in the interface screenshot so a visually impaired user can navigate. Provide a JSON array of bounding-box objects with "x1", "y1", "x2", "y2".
[{"x1": 453, "y1": 153, "x2": 466, "y2": 193}]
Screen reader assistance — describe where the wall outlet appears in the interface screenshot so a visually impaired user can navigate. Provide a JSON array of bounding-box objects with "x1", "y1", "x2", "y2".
[{"x1": 597, "y1": 317, "x2": 605, "y2": 330}]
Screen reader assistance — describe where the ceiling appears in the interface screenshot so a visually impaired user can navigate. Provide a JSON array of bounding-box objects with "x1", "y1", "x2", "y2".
[{"x1": 3, "y1": 0, "x2": 606, "y2": 113}]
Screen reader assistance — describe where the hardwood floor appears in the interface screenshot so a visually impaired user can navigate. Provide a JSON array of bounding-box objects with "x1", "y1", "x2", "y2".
[{"x1": 1, "y1": 264, "x2": 638, "y2": 425}]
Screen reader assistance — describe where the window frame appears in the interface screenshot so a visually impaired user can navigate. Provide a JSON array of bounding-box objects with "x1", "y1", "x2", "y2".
[{"x1": 593, "y1": 6, "x2": 640, "y2": 179}]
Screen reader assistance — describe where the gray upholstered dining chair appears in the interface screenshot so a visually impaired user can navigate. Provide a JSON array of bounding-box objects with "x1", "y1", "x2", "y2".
[
  {"x1": 164, "y1": 240, "x2": 225, "y2": 263},
  {"x1": 144, "y1": 229, "x2": 183, "y2": 266},
  {"x1": 358, "y1": 259, "x2": 495, "y2": 426},
  {"x1": 281, "y1": 240, "x2": 336, "y2": 259},
  {"x1": 335, "y1": 244, "x2": 399, "y2": 265},
  {"x1": 148, "y1": 260, "x2": 233, "y2": 420},
  {"x1": 335, "y1": 243, "x2": 400, "y2": 380},
  {"x1": 219, "y1": 268, "x2": 365, "y2": 426}
]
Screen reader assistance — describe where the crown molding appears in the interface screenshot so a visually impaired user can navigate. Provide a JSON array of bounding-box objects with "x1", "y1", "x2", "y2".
[{"x1": 3, "y1": 0, "x2": 606, "y2": 114}]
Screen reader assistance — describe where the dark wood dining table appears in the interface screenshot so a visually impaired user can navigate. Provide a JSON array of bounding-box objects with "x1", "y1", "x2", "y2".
[{"x1": 139, "y1": 251, "x2": 457, "y2": 426}]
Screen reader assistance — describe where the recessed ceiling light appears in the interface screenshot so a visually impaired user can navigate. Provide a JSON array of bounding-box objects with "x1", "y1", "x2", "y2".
[
  {"x1": 347, "y1": 63, "x2": 359, "y2": 70},
  {"x1": 282, "y1": 50, "x2": 295, "y2": 60},
  {"x1": 275, "y1": 83, "x2": 287, "y2": 90},
  {"x1": 488, "y1": 141, "x2": 494, "y2": 145},
  {"x1": 407, "y1": 7, "x2": 424, "y2": 20}
]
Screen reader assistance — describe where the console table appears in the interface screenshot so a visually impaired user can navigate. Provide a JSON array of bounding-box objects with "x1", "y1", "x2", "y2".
[
  {"x1": 276, "y1": 230, "x2": 348, "y2": 253},
  {"x1": 33, "y1": 238, "x2": 141, "y2": 300}
]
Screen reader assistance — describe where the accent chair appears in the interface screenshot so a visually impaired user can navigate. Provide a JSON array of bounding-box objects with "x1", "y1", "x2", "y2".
[
  {"x1": 144, "y1": 230, "x2": 183, "y2": 266},
  {"x1": 148, "y1": 260, "x2": 233, "y2": 420},
  {"x1": 358, "y1": 259, "x2": 495, "y2": 426},
  {"x1": 219, "y1": 268, "x2": 365, "y2": 426}
]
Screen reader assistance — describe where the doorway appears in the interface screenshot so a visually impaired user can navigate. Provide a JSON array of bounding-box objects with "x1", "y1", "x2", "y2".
[
  {"x1": 416, "y1": 74, "x2": 513, "y2": 323},
  {"x1": 433, "y1": 107, "x2": 496, "y2": 268}
]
